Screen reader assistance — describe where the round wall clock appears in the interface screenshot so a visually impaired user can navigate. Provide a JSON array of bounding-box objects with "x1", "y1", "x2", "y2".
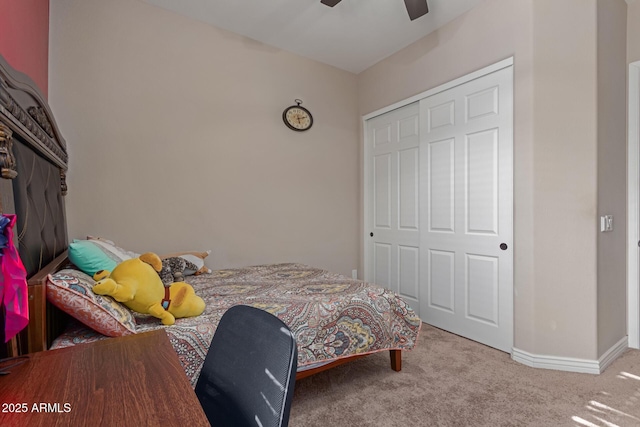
[{"x1": 283, "y1": 99, "x2": 313, "y2": 132}]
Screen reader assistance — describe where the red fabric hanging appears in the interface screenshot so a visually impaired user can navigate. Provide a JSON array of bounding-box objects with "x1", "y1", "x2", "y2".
[{"x1": 0, "y1": 214, "x2": 29, "y2": 342}]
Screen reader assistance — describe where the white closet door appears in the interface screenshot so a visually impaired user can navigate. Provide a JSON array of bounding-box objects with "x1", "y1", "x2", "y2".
[
  {"x1": 366, "y1": 102, "x2": 421, "y2": 316},
  {"x1": 419, "y1": 66, "x2": 513, "y2": 353}
]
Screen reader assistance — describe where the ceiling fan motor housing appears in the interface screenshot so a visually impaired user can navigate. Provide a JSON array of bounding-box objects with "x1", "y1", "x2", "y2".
[{"x1": 320, "y1": 0, "x2": 429, "y2": 21}]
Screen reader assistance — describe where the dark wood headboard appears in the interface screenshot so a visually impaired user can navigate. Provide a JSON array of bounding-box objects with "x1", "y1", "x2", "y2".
[{"x1": 0, "y1": 55, "x2": 70, "y2": 355}]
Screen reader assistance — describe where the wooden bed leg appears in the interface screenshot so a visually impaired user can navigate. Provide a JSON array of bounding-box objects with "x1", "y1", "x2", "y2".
[{"x1": 390, "y1": 349, "x2": 402, "y2": 372}]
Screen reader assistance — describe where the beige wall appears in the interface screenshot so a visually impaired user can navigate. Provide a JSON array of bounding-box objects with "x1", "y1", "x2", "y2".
[
  {"x1": 629, "y1": 1, "x2": 640, "y2": 63},
  {"x1": 358, "y1": 0, "x2": 630, "y2": 360},
  {"x1": 531, "y1": 0, "x2": 600, "y2": 358},
  {"x1": 49, "y1": 0, "x2": 633, "y2": 361},
  {"x1": 596, "y1": 0, "x2": 627, "y2": 356},
  {"x1": 48, "y1": 0, "x2": 360, "y2": 276}
]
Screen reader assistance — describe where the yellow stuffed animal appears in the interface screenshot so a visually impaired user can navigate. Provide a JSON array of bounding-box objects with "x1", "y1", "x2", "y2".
[{"x1": 93, "y1": 252, "x2": 205, "y2": 325}]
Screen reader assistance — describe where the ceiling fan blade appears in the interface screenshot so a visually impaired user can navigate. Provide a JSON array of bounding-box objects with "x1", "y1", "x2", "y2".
[
  {"x1": 404, "y1": 0, "x2": 429, "y2": 21},
  {"x1": 321, "y1": 0, "x2": 342, "y2": 7}
]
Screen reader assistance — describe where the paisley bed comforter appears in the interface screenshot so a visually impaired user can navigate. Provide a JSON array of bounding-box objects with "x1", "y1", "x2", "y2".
[{"x1": 52, "y1": 263, "x2": 422, "y2": 386}]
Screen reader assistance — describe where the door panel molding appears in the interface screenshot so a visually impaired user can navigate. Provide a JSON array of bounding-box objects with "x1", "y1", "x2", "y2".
[
  {"x1": 366, "y1": 103, "x2": 421, "y2": 315},
  {"x1": 363, "y1": 58, "x2": 514, "y2": 353},
  {"x1": 418, "y1": 65, "x2": 513, "y2": 353}
]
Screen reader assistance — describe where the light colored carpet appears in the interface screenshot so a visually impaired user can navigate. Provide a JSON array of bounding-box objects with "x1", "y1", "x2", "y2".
[{"x1": 290, "y1": 324, "x2": 640, "y2": 427}]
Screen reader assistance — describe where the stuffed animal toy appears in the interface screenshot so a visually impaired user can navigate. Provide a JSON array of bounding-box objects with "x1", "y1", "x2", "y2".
[
  {"x1": 93, "y1": 252, "x2": 205, "y2": 325},
  {"x1": 160, "y1": 250, "x2": 212, "y2": 276},
  {"x1": 158, "y1": 256, "x2": 200, "y2": 286}
]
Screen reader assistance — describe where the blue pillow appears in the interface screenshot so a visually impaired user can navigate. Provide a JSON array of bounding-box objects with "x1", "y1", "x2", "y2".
[{"x1": 68, "y1": 239, "x2": 131, "y2": 277}]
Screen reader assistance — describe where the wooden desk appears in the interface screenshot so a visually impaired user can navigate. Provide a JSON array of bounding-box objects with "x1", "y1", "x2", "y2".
[{"x1": 0, "y1": 330, "x2": 210, "y2": 426}]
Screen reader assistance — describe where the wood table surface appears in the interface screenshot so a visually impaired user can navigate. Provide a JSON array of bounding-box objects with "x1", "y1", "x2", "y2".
[{"x1": 0, "y1": 329, "x2": 210, "y2": 426}]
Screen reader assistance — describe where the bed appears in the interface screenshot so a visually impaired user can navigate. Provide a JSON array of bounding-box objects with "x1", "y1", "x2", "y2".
[{"x1": 0, "y1": 54, "x2": 421, "y2": 383}]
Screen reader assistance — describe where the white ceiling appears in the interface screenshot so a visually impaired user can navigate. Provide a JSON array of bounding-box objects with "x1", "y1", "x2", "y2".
[{"x1": 141, "y1": 0, "x2": 485, "y2": 74}]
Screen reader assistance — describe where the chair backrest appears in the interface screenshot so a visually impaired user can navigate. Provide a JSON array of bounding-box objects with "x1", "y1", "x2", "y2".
[{"x1": 195, "y1": 305, "x2": 298, "y2": 427}]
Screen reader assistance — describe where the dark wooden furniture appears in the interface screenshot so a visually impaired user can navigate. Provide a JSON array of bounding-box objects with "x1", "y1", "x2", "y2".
[
  {"x1": 296, "y1": 349, "x2": 401, "y2": 380},
  {"x1": 22, "y1": 251, "x2": 73, "y2": 354},
  {"x1": 0, "y1": 329, "x2": 210, "y2": 427},
  {"x1": 0, "y1": 54, "x2": 69, "y2": 357}
]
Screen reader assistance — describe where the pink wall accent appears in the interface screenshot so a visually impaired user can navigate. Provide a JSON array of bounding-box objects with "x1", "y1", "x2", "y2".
[{"x1": 0, "y1": 0, "x2": 50, "y2": 96}]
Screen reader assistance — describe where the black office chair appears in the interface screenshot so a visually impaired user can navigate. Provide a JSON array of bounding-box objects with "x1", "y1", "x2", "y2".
[{"x1": 195, "y1": 305, "x2": 298, "y2": 427}]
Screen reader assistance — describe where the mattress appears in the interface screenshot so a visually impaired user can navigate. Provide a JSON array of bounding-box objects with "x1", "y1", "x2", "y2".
[{"x1": 51, "y1": 263, "x2": 422, "y2": 386}]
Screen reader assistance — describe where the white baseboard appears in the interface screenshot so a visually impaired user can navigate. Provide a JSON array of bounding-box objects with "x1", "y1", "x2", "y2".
[
  {"x1": 511, "y1": 336, "x2": 628, "y2": 374},
  {"x1": 599, "y1": 336, "x2": 629, "y2": 372}
]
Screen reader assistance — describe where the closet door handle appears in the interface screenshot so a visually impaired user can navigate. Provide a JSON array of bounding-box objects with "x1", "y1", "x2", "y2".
[
  {"x1": 500, "y1": 243, "x2": 508, "y2": 250},
  {"x1": 370, "y1": 232, "x2": 374, "y2": 237}
]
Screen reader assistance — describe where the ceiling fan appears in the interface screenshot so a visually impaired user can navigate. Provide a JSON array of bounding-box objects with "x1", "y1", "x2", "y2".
[{"x1": 321, "y1": 0, "x2": 429, "y2": 21}]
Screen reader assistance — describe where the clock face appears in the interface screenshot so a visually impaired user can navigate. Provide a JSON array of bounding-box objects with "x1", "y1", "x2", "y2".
[{"x1": 283, "y1": 106, "x2": 313, "y2": 131}]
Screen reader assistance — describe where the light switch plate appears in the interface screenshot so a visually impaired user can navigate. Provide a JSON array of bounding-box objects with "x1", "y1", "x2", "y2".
[{"x1": 600, "y1": 215, "x2": 613, "y2": 232}]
